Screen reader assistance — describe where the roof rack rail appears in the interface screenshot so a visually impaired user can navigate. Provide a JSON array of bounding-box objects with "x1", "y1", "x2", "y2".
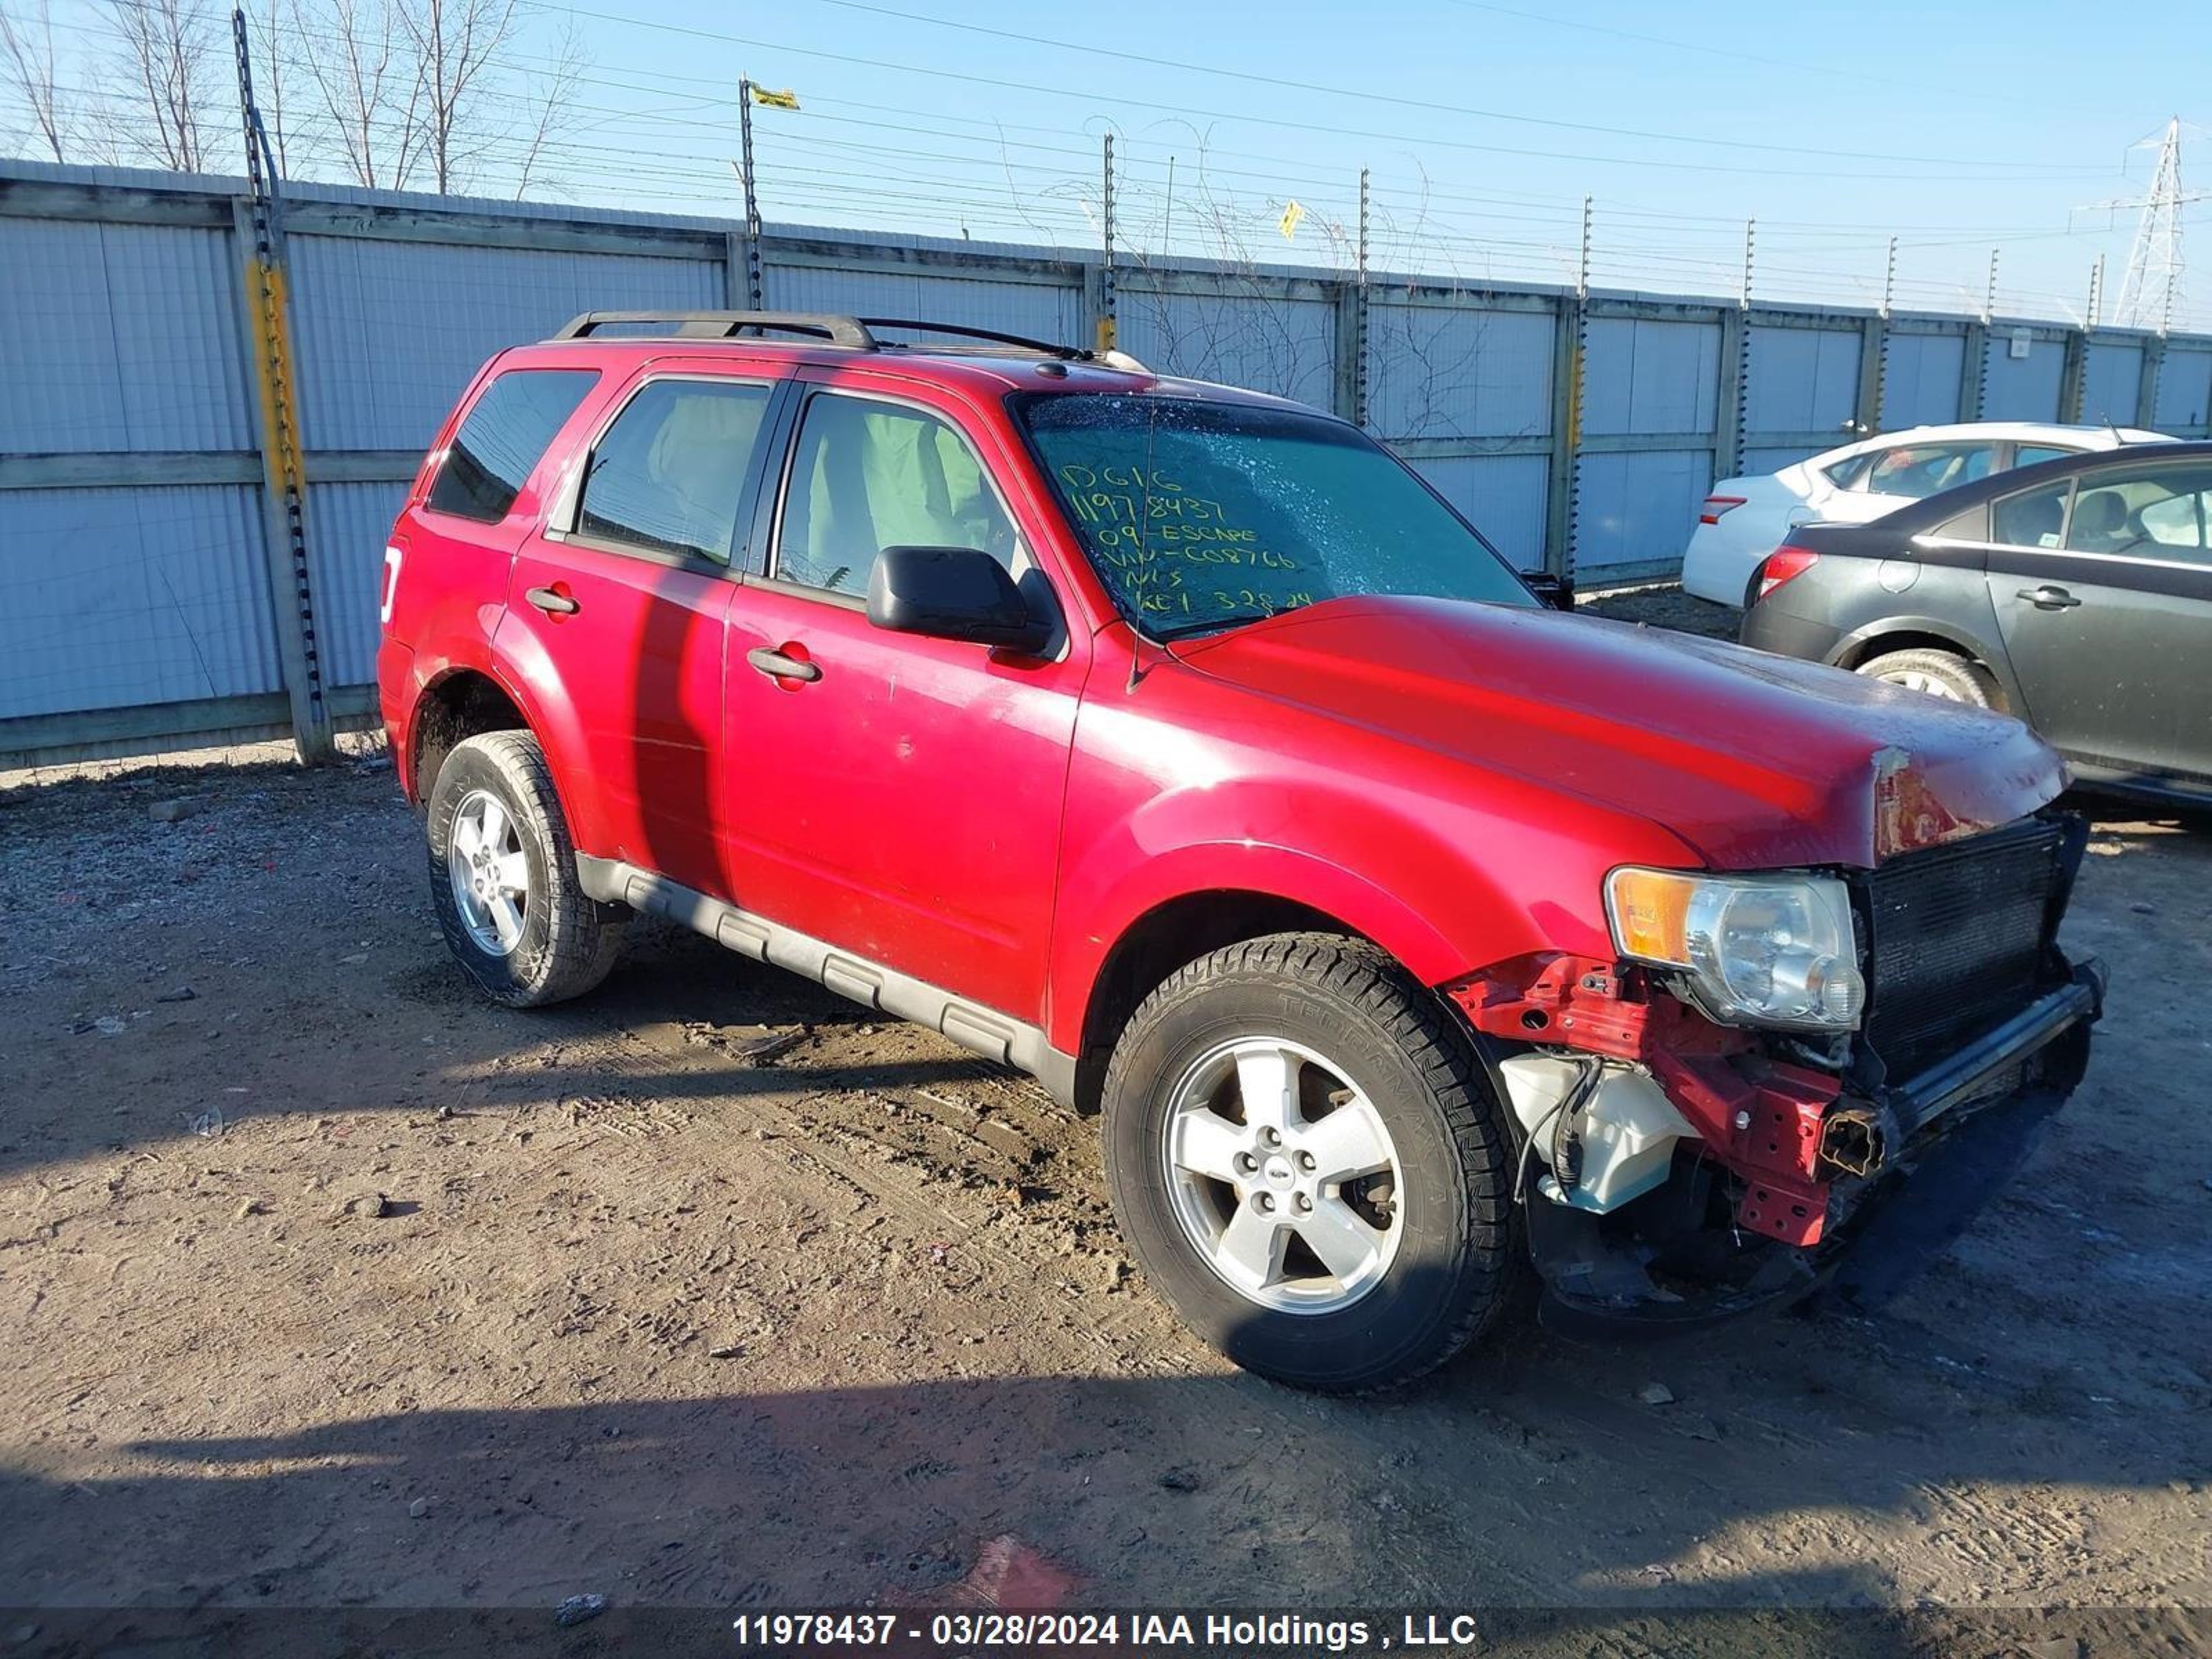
[
  {"x1": 552, "y1": 310, "x2": 877, "y2": 347},
  {"x1": 545, "y1": 309, "x2": 1151, "y2": 372},
  {"x1": 860, "y1": 318, "x2": 1147, "y2": 371},
  {"x1": 858, "y1": 317, "x2": 1078, "y2": 359}
]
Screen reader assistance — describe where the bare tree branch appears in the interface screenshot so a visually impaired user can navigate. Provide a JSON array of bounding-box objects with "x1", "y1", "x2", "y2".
[
  {"x1": 243, "y1": 0, "x2": 294, "y2": 174},
  {"x1": 0, "y1": 0, "x2": 71, "y2": 162},
  {"x1": 393, "y1": 0, "x2": 518, "y2": 194},
  {"x1": 290, "y1": 0, "x2": 418, "y2": 187},
  {"x1": 95, "y1": 0, "x2": 219, "y2": 172},
  {"x1": 507, "y1": 17, "x2": 581, "y2": 200}
]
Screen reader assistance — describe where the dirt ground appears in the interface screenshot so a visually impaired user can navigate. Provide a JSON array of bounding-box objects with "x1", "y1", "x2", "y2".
[{"x1": 2, "y1": 597, "x2": 2209, "y2": 1652}]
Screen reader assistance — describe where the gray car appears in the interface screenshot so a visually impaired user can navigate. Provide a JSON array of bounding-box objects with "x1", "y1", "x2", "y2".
[{"x1": 1738, "y1": 439, "x2": 2212, "y2": 805}]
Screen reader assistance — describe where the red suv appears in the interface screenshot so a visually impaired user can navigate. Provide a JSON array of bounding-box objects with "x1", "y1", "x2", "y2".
[{"x1": 379, "y1": 311, "x2": 2103, "y2": 1392}]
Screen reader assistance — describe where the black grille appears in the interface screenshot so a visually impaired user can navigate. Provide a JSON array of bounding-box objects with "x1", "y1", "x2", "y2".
[{"x1": 1855, "y1": 821, "x2": 2065, "y2": 1082}]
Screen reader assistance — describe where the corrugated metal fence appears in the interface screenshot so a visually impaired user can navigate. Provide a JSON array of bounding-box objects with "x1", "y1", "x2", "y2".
[{"x1": 5, "y1": 160, "x2": 2211, "y2": 766}]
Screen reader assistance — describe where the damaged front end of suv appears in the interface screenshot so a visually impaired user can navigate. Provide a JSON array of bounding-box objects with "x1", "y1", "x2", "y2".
[{"x1": 1450, "y1": 776, "x2": 2103, "y2": 1331}]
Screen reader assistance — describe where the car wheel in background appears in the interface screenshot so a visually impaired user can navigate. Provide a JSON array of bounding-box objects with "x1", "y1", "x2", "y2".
[
  {"x1": 425, "y1": 731, "x2": 626, "y2": 1006},
  {"x1": 1855, "y1": 648, "x2": 1999, "y2": 709},
  {"x1": 1101, "y1": 932, "x2": 1517, "y2": 1394}
]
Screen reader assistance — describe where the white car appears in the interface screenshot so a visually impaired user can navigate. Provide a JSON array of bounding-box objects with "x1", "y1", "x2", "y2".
[{"x1": 1680, "y1": 422, "x2": 2173, "y2": 608}]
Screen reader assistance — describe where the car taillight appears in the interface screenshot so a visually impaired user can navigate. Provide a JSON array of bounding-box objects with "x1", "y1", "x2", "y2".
[
  {"x1": 1698, "y1": 494, "x2": 1747, "y2": 526},
  {"x1": 1754, "y1": 545, "x2": 1819, "y2": 603}
]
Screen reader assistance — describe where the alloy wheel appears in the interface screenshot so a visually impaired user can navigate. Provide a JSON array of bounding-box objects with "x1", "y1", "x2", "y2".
[
  {"x1": 447, "y1": 788, "x2": 530, "y2": 957},
  {"x1": 1875, "y1": 667, "x2": 1962, "y2": 701},
  {"x1": 1159, "y1": 1036, "x2": 1405, "y2": 1314}
]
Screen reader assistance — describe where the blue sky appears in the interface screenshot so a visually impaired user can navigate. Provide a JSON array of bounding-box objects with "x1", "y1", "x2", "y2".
[{"x1": 12, "y1": 0, "x2": 2211, "y2": 326}]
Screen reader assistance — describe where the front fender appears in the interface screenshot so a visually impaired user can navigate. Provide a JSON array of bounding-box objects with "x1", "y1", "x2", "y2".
[{"x1": 1044, "y1": 772, "x2": 1667, "y2": 1056}]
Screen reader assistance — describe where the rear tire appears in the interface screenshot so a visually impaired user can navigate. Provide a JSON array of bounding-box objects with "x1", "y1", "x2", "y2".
[
  {"x1": 425, "y1": 731, "x2": 624, "y2": 1007},
  {"x1": 1101, "y1": 932, "x2": 1517, "y2": 1394},
  {"x1": 1856, "y1": 647, "x2": 1997, "y2": 708}
]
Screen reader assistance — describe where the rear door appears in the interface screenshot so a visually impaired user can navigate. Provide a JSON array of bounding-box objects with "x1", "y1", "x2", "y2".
[
  {"x1": 717, "y1": 373, "x2": 1089, "y2": 1022},
  {"x1": 401, "y1": 362, "x2": 603, "y2": 641},
  {"x1": 1984, "y1": 458, "x2": 2212, "y2": 784},
  {"x1": 505, "y1": 365, "x2": 781, "y2": 889}
]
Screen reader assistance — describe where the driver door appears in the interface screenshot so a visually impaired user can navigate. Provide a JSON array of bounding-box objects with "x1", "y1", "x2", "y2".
[{"x1": 717, "y1": 375, "x2": 1089, "y2": 1022}]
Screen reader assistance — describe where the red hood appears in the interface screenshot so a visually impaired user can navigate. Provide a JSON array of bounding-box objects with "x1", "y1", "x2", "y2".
[{"x1": 1170, "y1": 597, "x2": 2067, "y2": 868}]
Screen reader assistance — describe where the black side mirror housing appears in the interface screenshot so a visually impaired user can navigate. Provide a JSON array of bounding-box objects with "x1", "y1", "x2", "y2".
[
  {"x1": 867, "y1": 545, "x2": 1053, "y2": 655},
  {"x1": 1521, "y1": 571, "x2": 1575, "y2": 611}
]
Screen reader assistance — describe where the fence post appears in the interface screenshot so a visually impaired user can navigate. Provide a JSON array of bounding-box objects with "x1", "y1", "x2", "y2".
[
  {"x1": 229, "y1": 194, "x2": 334, "y2": 764},
  {"x1": 1543, "y1": 292, "x2": 1582, "y2": 580},
  {"x1": 735, "y1": 79, "x2": 767, "y2": 310},
  {"x1": 2135, "y1": 336, "x2": 2166, "y2": 429},
  {"x1": 1331, "y1": 170, "x2": 1371, "y2": 427},
  {"x1": 1715, "y1": 305, "x2": 1747, "y2": 484},
  {"x1": 2059, "y1": 327, "x2": 2089, "y2": 424},
  {"x1": 1083, "y1": 262, "x2": 1113, "y2": 356},
  {"x1": 1331, "y1": 281, "x2": 1362, "y2": 425},
  {"x1": 724, "y1": 229, "x2": 749, "y2": 310},
  {"x1": 1958, "y1": 324, "x2": 1988, "y2": 421},
  {"x1": 1854, "y1": 313, "x2": 1886, "y2": 436},
  {"x1": 1095, "y1": 133, "x2": 1118, "y2": 353},
  {"x1": 229, "y1": 8, "x2": 335, "y2": 765}
]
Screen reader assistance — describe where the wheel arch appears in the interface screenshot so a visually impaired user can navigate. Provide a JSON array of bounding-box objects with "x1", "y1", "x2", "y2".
[
  {"x1": 1051, "y1": 825, "x2": 1536, "y2": 1115},
  {"x1": 403, "y1": 615, "x2": 603, "y2": 853},
  {"x1": 1066, "y1": 888, "x2": 1365, "y2": 1115},
  {"x1": 1829, "y1": 617, "x2": 2020, "y2": 711},
  {"x1": 405, "y1": 665, "x2": 532, "y2": 805}
]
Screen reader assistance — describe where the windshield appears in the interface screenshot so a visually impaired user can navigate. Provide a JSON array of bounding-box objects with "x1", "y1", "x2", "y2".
[{"x1": 1013, "y1": 393, "x2": 1535, "y2": 638}]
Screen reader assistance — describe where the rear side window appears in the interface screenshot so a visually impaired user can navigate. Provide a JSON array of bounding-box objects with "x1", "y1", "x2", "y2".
[
  {"x1": 1991, "y1": 480, "x2": 2071, "y2": 548},
  {"x1": 427, "y1": 368, "x2": 599, "y2": 524},
  {"x1": 1821, "y1": 453, "x2": 1872, "y2": 489},
  {"x1": 576, "y1": 379, "x2": 773, "y2": 564},
  {"x1": 1867, "y1": 442, "x2": 1999, "y2": 500},
  {"x1": 1931, "y1": 502, "x2": 1989, "y2": 541}
]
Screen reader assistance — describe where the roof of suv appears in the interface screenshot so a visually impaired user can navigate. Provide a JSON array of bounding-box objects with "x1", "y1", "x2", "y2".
[{"x1": 512, "y1": 309, "x2": 1311, "y2": 413}]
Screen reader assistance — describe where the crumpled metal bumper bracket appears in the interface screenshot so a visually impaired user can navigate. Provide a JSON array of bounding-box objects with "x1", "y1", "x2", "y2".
[{"x1": 1529, "y1": 953, "x2": 2104, "y2": 1333}]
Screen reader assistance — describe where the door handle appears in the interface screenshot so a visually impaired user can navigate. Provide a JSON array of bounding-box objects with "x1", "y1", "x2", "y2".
[
  {"x1": 525, "y1": 585, "x2": 579, "y2": 616},
  {"x1": 747, "y1": 645, "x2": 821, "y2": 684},
  {"x1": 2015, "y1": 585, "x2": 2081, "y2": 610}
]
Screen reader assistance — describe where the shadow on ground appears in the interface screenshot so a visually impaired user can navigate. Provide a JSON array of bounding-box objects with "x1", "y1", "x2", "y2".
[{"x1": 1, "y1": 1326, "x2": 2204, "y2": 1658}]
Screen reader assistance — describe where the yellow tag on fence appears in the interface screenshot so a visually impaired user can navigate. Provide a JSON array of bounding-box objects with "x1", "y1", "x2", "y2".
[{"x1": 1278, "y1": 200, "x2": 1306, "y2": 241}]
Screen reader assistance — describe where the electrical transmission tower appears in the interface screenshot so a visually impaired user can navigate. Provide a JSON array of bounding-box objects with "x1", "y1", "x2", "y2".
[{"x1": 2081, "y1": 118, "x2": 2208, "y2": 334}]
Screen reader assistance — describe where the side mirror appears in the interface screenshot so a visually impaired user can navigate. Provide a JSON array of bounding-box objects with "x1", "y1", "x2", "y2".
[
  {"x1": 867, "y1": 545, "x2": 1053, "y2": 655},
  {"x1": 1521, "y1": 571, "x2": 1575, "y2": 611}
]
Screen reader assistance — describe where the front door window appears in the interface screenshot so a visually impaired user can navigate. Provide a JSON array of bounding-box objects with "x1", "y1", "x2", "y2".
[{"x1": 775, "y1": 393, "x2": 1021, "y2": 597}]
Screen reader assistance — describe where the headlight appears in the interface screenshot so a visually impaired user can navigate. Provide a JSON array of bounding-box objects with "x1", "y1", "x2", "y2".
[{"x1": 1605, "y1": 868, "x2": 1865, "y2": 1031}]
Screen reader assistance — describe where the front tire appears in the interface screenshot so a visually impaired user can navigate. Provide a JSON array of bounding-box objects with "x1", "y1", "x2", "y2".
[
  {"x1": 425, "y1": 731, "x2": 624, "y2": 1007},
  {"x1": 1102, "y1": 933, "x2": 1516, "y2": 1394}
]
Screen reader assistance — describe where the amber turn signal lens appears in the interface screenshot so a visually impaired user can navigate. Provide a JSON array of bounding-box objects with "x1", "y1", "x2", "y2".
[{"x1": 1604, "y1": 868, "x2": 1696, "y2": 967}]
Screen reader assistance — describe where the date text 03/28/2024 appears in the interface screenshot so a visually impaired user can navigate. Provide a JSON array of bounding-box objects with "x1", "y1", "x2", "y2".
[{"x1": 729, "y1": 1612, "x2": 1490, "y2": 1652}]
